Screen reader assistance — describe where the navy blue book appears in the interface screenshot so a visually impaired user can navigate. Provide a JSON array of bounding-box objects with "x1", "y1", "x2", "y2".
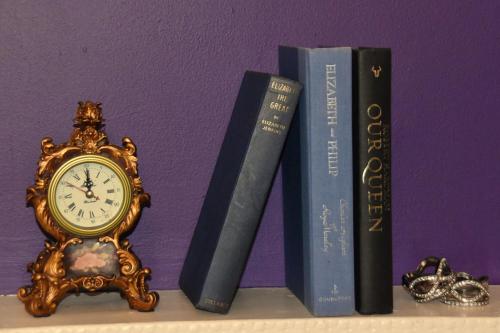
[
  {"x1": 179, "y1": 71, "x2": 302, "y2": 314},
  {"x1": 279, "y1": 46, "x2": 355, "y2": 316}
]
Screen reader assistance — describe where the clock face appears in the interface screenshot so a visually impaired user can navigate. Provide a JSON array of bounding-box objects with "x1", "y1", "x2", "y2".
[{"x1": 48, "y1": 155, "x2": 132, "y2": 237}]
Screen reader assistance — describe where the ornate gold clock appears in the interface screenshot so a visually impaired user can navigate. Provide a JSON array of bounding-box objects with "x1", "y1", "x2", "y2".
[{"x1": 18, "y1": 101, "x2": 159, "y2": 316}]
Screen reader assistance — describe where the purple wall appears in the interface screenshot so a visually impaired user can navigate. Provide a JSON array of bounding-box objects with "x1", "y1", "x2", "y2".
[{"x1": 1, "y1": 1, "x2": 499, "y2": 295}]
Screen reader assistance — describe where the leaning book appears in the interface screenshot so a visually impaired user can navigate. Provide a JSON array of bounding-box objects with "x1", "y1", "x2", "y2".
[
  {"x1": 279, "y1": 46, "x2": 355, "y2": 316},
  {"x1": 179, "y1": 71, "x2": 302, "y2": 314}
]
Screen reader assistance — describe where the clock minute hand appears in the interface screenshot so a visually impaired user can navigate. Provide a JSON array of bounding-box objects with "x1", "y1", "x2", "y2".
[
  {"x1": 64, "y1": 181, "x2": 86, "y2": 193},
  {"x1": 64, "y1": 181, "x2": 100, "y2": 200}
]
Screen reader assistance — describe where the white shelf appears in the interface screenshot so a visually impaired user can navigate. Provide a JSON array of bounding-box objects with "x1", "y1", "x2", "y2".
[{"x1": 1, "y1": 287, "x2": 499, "y2": 333}]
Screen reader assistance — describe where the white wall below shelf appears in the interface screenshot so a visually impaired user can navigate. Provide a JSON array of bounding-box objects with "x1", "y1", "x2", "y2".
[{"x1": 1, "y1": 286, "x2": 499, "y2": 333}]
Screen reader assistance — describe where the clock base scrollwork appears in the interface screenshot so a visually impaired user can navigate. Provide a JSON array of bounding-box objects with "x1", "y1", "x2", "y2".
[{"x1": 17, "y1": 239, "x2": 159, "y2": 317}]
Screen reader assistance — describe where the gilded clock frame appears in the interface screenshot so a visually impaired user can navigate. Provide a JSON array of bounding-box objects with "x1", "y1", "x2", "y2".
[
  {"x1": 18, "y1": 101, "x2": 159, "y2": 316},
  {"x1": 48, "y1": 154, "x2": 132, "y2": 237}
]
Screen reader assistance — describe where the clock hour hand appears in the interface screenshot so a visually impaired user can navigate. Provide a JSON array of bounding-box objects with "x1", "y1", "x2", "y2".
[{"x1": 83, "y1": 168, "x2": 94, "y2": 190}]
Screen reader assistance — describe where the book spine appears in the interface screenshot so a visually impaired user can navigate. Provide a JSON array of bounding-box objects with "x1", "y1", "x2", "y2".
[
  {"x1": 307, "y1": 48, "x2": 354, "y2": 316},
  {"x1": 281, "y1": 47, "x2": 355, "y2": 316},
  {"x1": 354, "y1": 48, "x2": 392, "y2": 314},
  {"x1": 196, "y1": 74, "x2": 302, "y2": 313}
]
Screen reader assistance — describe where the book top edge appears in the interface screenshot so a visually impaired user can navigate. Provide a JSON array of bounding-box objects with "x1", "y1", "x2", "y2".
[
  {"x1": 279, "y1": 46, "x2": 352, "y2": 52},
  {"x1": 278, "y1": 46, "x2": 392, "y2": 53},
  {"x1": 357, "y1": 47, "x2": 392, "y2": 52}
]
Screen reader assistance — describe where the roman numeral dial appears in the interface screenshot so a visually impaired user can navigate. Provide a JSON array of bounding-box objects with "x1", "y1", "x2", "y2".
[{"x1": 49, "y1": 155, "x2": 131, "y2": 236}]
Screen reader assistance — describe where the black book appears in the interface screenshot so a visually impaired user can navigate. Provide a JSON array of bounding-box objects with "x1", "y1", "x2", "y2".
[
  {"x1": 353, "y1": 48, "x2": 392, "y2": 314},
  {"x1": 179, "y1": 71, "x2": 302, "y2": 314}
]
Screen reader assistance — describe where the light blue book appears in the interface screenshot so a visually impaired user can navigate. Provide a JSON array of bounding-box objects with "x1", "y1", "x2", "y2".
[{"x1": 279, "y1": 46, "x2": 354, "y2": 316}]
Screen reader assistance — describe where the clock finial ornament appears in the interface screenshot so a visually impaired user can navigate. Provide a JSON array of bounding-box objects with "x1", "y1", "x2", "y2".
[
  {"x1": 18, "y1": 101, "x2": 158, "y2": 317},
  {"x1": 74, "y1": 101, "x2": 104, "y2": 128}
]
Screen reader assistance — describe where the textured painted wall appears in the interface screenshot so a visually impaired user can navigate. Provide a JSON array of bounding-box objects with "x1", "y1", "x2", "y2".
[{"x1": 1, "y1": 1, "x2": 499, "y2": 295}]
